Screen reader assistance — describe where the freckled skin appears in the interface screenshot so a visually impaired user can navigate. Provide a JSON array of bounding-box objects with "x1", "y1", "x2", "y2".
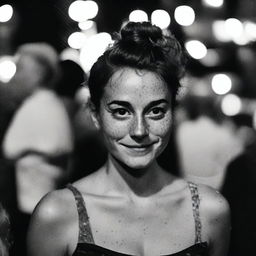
[{"x1": 94, "y1": 67, "x2": 173, "y2": 170}]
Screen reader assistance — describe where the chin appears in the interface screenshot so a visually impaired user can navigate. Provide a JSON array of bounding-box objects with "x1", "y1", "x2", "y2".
[{"x1": 112, "y1": 154, "x2": 155, "y2": 172}]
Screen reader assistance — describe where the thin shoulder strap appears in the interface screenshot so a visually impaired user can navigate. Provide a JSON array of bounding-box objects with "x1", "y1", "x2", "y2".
[
  {"x1": 67, "y1": 184, "x2": 95, "y2": 244},
  {"x1": 188, "y1": 182, "x2": 202, "y2": 244}
]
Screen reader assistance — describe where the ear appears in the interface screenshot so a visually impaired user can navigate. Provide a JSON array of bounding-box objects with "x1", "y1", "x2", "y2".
[{"x1": 89, "y1": 101, "x2": 101, "y2": 130}]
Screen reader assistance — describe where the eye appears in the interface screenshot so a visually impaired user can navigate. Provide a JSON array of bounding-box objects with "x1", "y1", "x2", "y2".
[
  {"x1": 111, "y1": 108, "x2": 130, "y2": 118},
  {"x1": 147, "y1": 107, "x2": 166, "y2": 119}
]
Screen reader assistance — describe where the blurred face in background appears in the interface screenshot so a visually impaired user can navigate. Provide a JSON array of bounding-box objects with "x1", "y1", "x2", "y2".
[
  {"x1": 15, "y1": 54, "x2": 42, "y2": 86},
  {"x1": 10, "y1": 54, "x2": 43, "y2": 99},
  {"x1": 93, "y1": 67, "x2": 173, "y2": 170}
]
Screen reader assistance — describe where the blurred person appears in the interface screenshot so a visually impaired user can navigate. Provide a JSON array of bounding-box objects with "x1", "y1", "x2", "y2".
[
  {"x1": 0, "y1": 203, "x2": 12, "y2": 256},
  {"x1": 55, "y1": 59, "x2": 108, "y2": 181},
  {"x1": 2, "y1": 42, "x2": 74, "y2": 255},
  {"x1": 221, "y1": 113, "x2": 256, "y2": 256},
  {"x1": 55, "y1": 59, "x2": 86, "y2": 117},
  {"x1": 176, "y1": 94, "x2": 243, "y2": 190},
  {"x1": 28, "y1": 22, "x2": 229, "y2": 256}
]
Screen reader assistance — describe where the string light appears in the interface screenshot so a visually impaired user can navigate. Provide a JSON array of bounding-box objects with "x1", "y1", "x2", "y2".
[
  {"x1": 68, "y1": 0, "x2": 98, "y2": 22},
  {"x1": 174, "y1": 5, "x2": 195, "y2": 26},
  {"x1": 185, "y1": 40, "x2": 207, "y2": 59},
  {"x1": 129, "y1": 10, "x2": 148, "y2": 22},
  {"x1": 78, "y1": 20, "x2": 94, "y2": 30},
  {"x1": 211, "y1": 73, "x2": 232, "y2": 95},
  {"x1": 151, "y1": 10, "x2": 171, "y2": 29},
  {"x1": 68, "y1": 32, "x2": 87, "y2": 49},
  {"x1": 202, "y1": 0, "x2": 224, "y2": 8},
  {"x1": 0, "y1": 57, "x2": 16, "y2": 83},
  {"x1": 221, "y1": 94, "x2": 242, "y2": 116},
  {"x1": 80, "y1": 32, "x2": 112, "y2": 72},
  {"x1": 0, "y1": 4, "x2": 13, "y2": 22}
]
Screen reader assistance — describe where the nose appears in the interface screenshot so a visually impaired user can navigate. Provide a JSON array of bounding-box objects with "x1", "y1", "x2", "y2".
[{"x1": 130, "y1": 115, "x2": 149, "y2": 140}]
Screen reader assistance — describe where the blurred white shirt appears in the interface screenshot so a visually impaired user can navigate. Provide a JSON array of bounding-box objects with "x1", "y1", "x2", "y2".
[
  {"x1": 2, "y1": 89, "x2": 74, "y2": 213},
  {"x1": 176, "y1": 116, "x2": 243, "y2": 190}
]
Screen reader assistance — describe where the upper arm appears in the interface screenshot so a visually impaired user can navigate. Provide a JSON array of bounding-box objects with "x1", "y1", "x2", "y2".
[
  {"x1": 199, "y1": 185, "x2": 231, "y2": 256},
  {"x1": 27, "y1": 190, "x2": 72, "y2": 256}
]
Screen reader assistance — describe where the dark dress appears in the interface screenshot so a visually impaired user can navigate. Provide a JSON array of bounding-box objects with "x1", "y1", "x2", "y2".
[
  {"x1": 221, "y1": 141, "x2": 256, "y2": 256},
  {"x1": 67, "y1": 182, "x2": 209, "y2": 256}
]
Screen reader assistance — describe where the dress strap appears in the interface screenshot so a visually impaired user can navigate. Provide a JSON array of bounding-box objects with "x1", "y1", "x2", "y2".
[
  {"x1": 188, "y1": 182, "x2": 202, "y2": 244},
  {"x1": 66, "y1": 184, "x2": 95, "y2": 244}
]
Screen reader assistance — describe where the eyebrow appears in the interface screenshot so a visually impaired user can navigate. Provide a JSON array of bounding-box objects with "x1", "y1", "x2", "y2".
[{"x1": 107, "y1": 99, "x2": 169, "y2": 109}]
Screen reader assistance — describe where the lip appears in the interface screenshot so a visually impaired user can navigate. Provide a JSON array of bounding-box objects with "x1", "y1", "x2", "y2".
[
  {"x1": 120, "y1": 143, "x2": 156, "y2": 154},
  {"x1": 121, "y1": 143, "x2": 154, "y2": 149}
]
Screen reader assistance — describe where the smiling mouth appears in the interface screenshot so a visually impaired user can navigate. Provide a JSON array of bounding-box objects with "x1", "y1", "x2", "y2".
[{"x1": 121, "y1": 143, "x2": 154, "y2": 151}]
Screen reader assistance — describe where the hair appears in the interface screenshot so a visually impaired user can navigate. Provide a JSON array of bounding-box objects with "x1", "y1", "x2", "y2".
[{"x1": 88, "y1": 22, "x2": 187, "y2": 110}]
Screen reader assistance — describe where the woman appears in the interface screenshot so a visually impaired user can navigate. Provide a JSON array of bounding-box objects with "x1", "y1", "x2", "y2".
[{"x1": 27, "y1": 22, "x2": 230, "y2": 256}]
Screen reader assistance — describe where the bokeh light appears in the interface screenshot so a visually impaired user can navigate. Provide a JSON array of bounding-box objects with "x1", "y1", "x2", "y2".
[
  {"x1": 221, "y1": 94, "x2": 242, "y2": 116},
  {"x1": 151, "y1": 9, "x2": 171, "y2": 29},
  {"x1": 68, "y1": 32, "x2": 87, "y2": 49},
  {"x1": 68, "y1": 0, "x2": 98, "y2": 22},
  {"x1": 185, "y1": 40, "x2": 207, "y2": 59},
  {"x1": 200, "y1": 49, "x2": 220, "y2": 67},
  {"x1": 174, "y1": 5, "x2": 195, "y2": 26},
  {"x1": 0, "y1": 4, "x2": 13, "y2": 22},
  {"x1": 212, "y1": 20, "x2": 231, "y2": 42},
  {"x1": 211, "y1": 73, "x2": 232, "y2": 95},
  {"x1": 244, "y1": 21, "x2": 256, "y2": 42},
  {"x1": 0, "y1": 57, "x2": 16, "y2": 83},
  {"x1": 80, "y1": 32, "x2": 113, "y2": 73},
  {"x1": 60, "y1": 48, "x2": 80, "y2": 64},
  {"x1": 225, "y1": 18, "x2": 243, "y2": 43},
  {"x1": 75, "y1": 86, "x2": 91, "y2": 105},
  {"x1": 78, "y1": 20, "x2": 94, "y2": 30},
  {"x1": 129, "y1": 10, "x2": 148, "y2": 22},
  {"x1": 202, "y1": 0, "x2": 224, "y2": 8}
]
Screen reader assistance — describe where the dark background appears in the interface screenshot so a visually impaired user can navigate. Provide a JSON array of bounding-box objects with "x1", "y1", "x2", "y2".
[{"x1": 1, "y1": 0, "x2": 256, "y2": 98}]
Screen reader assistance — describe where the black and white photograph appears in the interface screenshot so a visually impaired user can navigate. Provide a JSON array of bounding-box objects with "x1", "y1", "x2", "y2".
[{"x1": 0, "y1": 1, "x2": 256, "y2": 255}]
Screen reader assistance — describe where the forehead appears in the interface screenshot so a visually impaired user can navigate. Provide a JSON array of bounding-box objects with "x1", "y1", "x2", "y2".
[{"x1": 103, "y1": 68, "x2": 170, "y2": 101}]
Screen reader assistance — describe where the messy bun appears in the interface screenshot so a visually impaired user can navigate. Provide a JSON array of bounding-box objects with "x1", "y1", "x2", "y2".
[
  {"x1": 119, "y1": 21, "x2": 163, "y2": 46},
  {"x1": 88, "y1": 21, "x2": 187, "y2": 110}
]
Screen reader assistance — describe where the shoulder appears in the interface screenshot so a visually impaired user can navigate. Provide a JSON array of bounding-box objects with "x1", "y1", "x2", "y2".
[
  {"x1": 194, "y1": 183, "x2": 230, "y2": 244},
  {"x1": 31, "y1": 188, "x2": 76, "y2": 225},
  {"x1": 190, "y1": 184, "x2": 231, "y2": 255},
  {"x1": 196, "y1": 183, "x2": 230, "y2": 219},
  {"x1": 27, "y1": 188, "x2": 78, "y2": 255}
]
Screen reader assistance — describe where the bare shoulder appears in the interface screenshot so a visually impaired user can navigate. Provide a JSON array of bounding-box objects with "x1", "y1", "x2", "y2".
[
  {"x1": 31, "y1": 188, "x2": 76, "y2": 224},
  {"x1": 197, "y1": 184, "x2": 230, "y2": 219},
  {"x1": 27, "y1": 188, "x2": 78, "y2": 256},
  {"x1": 193, "y1": 185, "x2": 231, "y2": 255},
  {"x1": 196, "y1": 183, "x2": 230, "y2": 248}
]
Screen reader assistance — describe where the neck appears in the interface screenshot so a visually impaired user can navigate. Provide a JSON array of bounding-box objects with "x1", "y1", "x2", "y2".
[{"x1": 104, "y1": 154, "x2": 171, "y2": 198}]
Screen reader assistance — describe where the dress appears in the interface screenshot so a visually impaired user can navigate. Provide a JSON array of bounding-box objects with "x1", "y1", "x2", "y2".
[
  {"x1": 221, "y1": 141, "x2": 256, "y2": 256},
  {"x1": 67, "y1": 182, "x2": 209, "y2": 256}
]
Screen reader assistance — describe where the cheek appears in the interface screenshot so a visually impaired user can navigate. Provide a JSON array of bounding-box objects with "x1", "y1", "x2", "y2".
[
  {"x1": 149, "y1": 116, "x2": 172, "y2": 138},
  {"x1": 100, "y1": 115, "x2": 129, "y2": 139}
]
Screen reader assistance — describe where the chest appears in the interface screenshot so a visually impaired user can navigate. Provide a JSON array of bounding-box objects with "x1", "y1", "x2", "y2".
[{"x1": 76, "y1": 196, "x2": 197, "y2": 256}]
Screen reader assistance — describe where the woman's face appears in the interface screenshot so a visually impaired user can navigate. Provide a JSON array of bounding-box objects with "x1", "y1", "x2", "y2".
[{"x1": 94, "y1": 67, "x2": 173, "y2": 170}]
